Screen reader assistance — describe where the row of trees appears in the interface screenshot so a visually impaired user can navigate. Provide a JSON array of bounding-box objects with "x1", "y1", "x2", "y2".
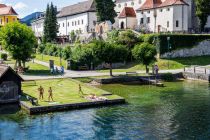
[{"x1": 195, "y1": 0, "x2": 210, "y2": 32}]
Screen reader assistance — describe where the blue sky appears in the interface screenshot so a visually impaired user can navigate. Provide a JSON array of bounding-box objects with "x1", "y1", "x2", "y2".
[{"x1": 0, "y1": 0, "x2": 85, "y2": 18}]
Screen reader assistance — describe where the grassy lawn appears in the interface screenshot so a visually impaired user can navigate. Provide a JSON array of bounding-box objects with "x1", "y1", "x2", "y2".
[
  {"x1": 98, "y1": 56, "x2": 210, "y2": 73},
  {"x1": 36, "y1": 54, "x2": 67, "y2": 69},
  {"x1": 24, "y1": 62, "x2": 54, "y2": 76},
  {"x1": 22, "y1": 79, "x2": 122, "y2": 107}
]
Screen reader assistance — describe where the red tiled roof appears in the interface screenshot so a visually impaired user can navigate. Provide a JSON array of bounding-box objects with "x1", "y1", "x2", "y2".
[
  {"x1": 159, "y1": 0, "x2": 189, "y2": 7},
  {"x1": 139, "y1": 0, "x2": 162, "y2": 10},
  {"x1": 0, "y1": 6, "x2": 18, "y2": 15},
  {"x1": 118, "y1": 7, "x2": 136, "y2": 18},
  {"x1": 137, "y1": 0, "x2": 188, "y2": 10},
  {"x1": 0, "y1": 4, "x2": 6, "y2": 8}
]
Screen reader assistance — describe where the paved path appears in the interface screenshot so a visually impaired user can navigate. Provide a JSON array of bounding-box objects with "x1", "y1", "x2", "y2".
[{"x1": 21, "y1": 60, "x2": 183, "y2": 80}]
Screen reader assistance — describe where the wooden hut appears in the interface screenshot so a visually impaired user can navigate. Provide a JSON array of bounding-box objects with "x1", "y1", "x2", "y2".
[{"x1": 0, "y1": 65, "x2": 23, "y2": 104}]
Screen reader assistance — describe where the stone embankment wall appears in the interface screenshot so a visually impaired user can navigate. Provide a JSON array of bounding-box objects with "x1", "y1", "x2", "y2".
[{"x1": 161, "y1": 40, "x2": 210, "y2": 58}]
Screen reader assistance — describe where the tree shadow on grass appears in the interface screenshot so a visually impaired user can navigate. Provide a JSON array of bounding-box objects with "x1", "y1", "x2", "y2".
[{"x1": 23, "y1": 70, "x2": 60, "y2": 76}]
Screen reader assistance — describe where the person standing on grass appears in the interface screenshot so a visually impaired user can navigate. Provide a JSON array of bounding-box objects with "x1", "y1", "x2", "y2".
[
  {"x1": 48, "y1": 87, "x2": 54, "y2": 102},
  {"x1": 78, "y1": 84, "x2": 84, "y2": 96},
  {"x1": 38, "y1": 86, "x2": 44, "y2": 100},
  {"x1": 154, "y1": 64, "x2": 159, "y2": 82}
]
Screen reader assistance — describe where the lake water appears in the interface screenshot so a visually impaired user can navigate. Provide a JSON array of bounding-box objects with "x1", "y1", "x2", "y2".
[{"x1": 0, "y1": 80, "x2": 210, "y2": 140}]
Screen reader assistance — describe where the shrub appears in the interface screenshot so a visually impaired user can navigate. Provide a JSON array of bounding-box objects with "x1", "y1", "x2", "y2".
[
  {"x1": 37, "y1": 43, "x2": 45, "y2": 54},
  {"x1": 1, "y1": 53, "x2": 7, "y2": 60},
  {"x1": 132, "y1": 43, "x2": 157, "y2": 73},
  {"x1": 140, "y1": 34, "x2": 210, "y2": 54},
  {"x1": 62, "y1": 46, "x2": 72, "y2": 60}
]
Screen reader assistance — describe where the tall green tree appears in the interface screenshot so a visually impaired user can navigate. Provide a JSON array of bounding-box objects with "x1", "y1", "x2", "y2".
[
  {"x1": 92, "y1": 40, "x2": 128, "y2": 76},
  {"x1": 195, "y1": 0, "x2": 210, "y2": 32},
  {"x1": 0, "y1": 22, "x2": 37, "y2": 68},
  {"x1": 44, "y1": 3, "x2": 58, "y2": 42},
  {"x1": 132, "y1": 43, "x2": 157, "y2": 73},
  {"x1": 94, "y1": 0, "x2": 117, "y2": 24}
]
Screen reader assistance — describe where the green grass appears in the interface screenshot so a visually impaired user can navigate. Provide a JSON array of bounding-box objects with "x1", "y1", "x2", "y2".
[
  {"x1": 98, "y1": 56, "x2": 210, "y2": 73},
  {"x1": 24, "y1": 62, "x2": 55, "y2": 76},
  {"x1": 36, "y1": 54, "x2": 67, "y2": 69},
  {"x1": 22, "y1": 79, "x2": 122, "y2": 107}
]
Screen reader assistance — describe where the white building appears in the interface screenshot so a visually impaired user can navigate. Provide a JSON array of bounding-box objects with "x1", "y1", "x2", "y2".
[
  {"x1": 57, "y1": 0, "x2": 97, "y2": 37},
  {"x1": 31, "y1": 0, "x2": 97, "y2": 40}
]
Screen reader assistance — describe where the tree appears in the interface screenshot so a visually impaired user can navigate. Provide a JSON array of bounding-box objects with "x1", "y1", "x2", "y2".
[
  {"x1": 70, "y1": 31, "x2": 76, "y2": 43},
  {"x1": 195, "y1": 0, "x2": 210, "y2": 32},
  {"x1": 43, "y1": 3, "x2": 58, "y2": 42},
  {"x1": 132, "y1": 43, "x2": 157, "y2": 73},
  {"x1": 62, "y1": 46, "x2": 72, "y2": 60},
  {"x1": 0, "y1": 22, "x2": 37, "y2": 68},
  {"x1": 94, "y1": 0, "x2": 117, "y2": 24},
  {"x1": 92, "y1": 40, "x2": 128, "y2": 76},
  {"x1": 117, "y1": 30, "x2": 139, "y2": 61}
]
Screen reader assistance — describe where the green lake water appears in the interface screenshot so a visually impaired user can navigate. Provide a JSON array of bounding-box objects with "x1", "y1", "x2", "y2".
[{"x1": 0, "y1": 80, "x2": 210, "y2": 139}]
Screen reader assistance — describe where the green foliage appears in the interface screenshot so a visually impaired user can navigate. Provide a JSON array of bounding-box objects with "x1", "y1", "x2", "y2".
[
  {"x1": 71, "y1": 44, "x2": 99, "y2": 70},
  {"x1": 70, "y1": 31, "x2": 76, "y2": 43},
  {"x1": 37, "y1": 43, "x2": 45, "y2": 54},
  {"x1": 195, "y1": 0, "x2": 210, "y2": 31},
  {"x1": 62, "y1": 46, "x2": 72, "y2": 60},
  {"x1": 92, "y1": 40, "x2": 128, "y2": 76},
  {"x1": 94, "y1": 0, "x2": 117, "y2": 23},
  {"x1": 117, "y1": 30, "x2": 140, "y2": 49},
  {"x1": 140, "y1": 34, "x2": 210, "y2": 54},
  {"x1": 132, "y1": 43, "x2": 157, "y2": 72},
  {"x1": 107, "y1": 29, "x2": 120, "y2": 43},
  {"x1": 1, "y1": 53, "x2": 7, "y2": 61},
  {"x1": 0, "y1": 22, "x2": 37, "y2": 66},
  {"x1": 43, "y1": 3, "x2": 58, "y2": 43}
]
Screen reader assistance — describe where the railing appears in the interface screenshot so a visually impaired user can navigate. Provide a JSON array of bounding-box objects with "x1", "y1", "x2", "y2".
[{"x1": 184, "y1": 66, "x2": 210, "y2": 75}]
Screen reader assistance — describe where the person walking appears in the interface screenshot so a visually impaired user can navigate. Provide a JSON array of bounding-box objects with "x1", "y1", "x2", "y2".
[
  {"x1": 48, "y1": 87, "x2": 54, "y2": 102},
  {"x1": 38, "y1": 86, "x2": 44, "y2": 100}
]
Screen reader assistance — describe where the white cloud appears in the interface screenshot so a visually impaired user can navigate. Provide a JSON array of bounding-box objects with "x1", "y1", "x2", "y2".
[{"x1": 13, "y1": 2, "x2": 28, "y2": 10}]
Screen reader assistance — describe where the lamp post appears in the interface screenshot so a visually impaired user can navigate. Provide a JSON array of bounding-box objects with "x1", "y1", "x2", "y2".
[
  {"x1": 59, "y1": 33, "x2": 62, "y2": 66},
  {"x1": 167, "y1": 37, "x2": 171, "y2": 69}
]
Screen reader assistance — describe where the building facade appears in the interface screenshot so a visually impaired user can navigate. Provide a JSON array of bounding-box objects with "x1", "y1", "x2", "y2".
[{"x1": 0, "y1": 4, "x2": 18, "y2": 26}]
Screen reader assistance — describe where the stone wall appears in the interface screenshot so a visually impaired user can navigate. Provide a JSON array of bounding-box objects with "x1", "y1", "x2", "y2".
[
  {"x1": 161, "y1": 40, "x2": 210, "y2": 58},
  {"x1": 183, "y1": 72, "x2": 210, "y2": 82}
]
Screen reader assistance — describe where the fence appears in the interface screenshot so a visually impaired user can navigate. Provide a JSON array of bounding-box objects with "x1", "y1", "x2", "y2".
[{"x1": 184, "y1": 66, "x2": 210, "y2": 75}]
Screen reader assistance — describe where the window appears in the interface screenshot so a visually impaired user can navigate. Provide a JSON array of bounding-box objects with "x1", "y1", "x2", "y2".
[
  {"x1": 176, "y1": 20, "x2": 179, "y2": 27},
  {"x1": 140, "y1": 18, "x2": 144, "y2": 24},
  {"x1": 131, "y1": 2, "x2": 134, "y2": 6},
  {"x1": 167, "y1": 8, "x2": 170, "y2": 11},
  {"x1": 13, "y1": 18, "x2": 16, "y2": 21},
  {"x1": 147, "y1": 10, "x2": 150, "y2": 14},
  {"x1": 81, "y1": 20, "x2": 84, "y2": 24},
  {"x1": 141, "y1": 11, "x2": 144, "y2": 14},
  {"x1": 72, "y1": 22, "x2": 74, "y2": 26},
  {"x1": 63, "y1": 23, "x2": 65, "y2": 27},
  {"x1": 160, "y1": 9, "x2": 163, "y2": 12},
  {"x1": 167, "y1": 21, "x2": 169, "y2": 27},
  {"x1": 0, "y1": 19, "x2": 2, "y2": 24},
  {"x1": 147, "y1": 17, "x2": 150, "y2": 23},
  {"x1": 75, "y1": 21, "x2": 77, "y2": 26},
  {"x1": 68, "y1": 22, "x2": 69, "y2": 27},
  {"x1": 78, "y1": 20, "x2": 80, "y2": 25},
  {"x1": 6, "y1": 18, "x2": 8, "y2": 23}
]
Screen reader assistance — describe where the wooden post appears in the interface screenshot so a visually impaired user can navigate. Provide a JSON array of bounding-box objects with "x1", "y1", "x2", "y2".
[{"x1": 194, "y1": 67, "x2": 196, "y2": 73}]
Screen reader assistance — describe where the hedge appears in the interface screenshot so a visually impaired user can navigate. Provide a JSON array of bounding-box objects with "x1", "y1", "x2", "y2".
[{"x1": 140, "y1": 34, "x2": 210, "y2": 54}]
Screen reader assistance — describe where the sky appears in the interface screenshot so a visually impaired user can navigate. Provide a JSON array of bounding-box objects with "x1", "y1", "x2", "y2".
[{"x1": 0, "y1": 0, "x2": 86, "y2": 18}]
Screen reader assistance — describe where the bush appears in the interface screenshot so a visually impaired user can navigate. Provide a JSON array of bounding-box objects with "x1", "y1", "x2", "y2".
[
  {"x1": 37, "y1": 43, "x2": 45, "y2": 54},
  {"x1": 62, "y1": 46, "x2": 72, "y2": 60},
  {"x1": 1, "y1": 53, "x2": 7, "y2": 60},
  {"x1": 140, "y1": 34, "x2": 210, "y2": 54}
]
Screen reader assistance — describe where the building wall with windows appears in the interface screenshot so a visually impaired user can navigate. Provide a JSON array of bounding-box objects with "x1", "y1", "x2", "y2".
[
  {"x1": 0, "y1": 4, "x2": 18, "y2": 26},
  {"x1": 57, "y1": 12, "x2": 97, "y2": 36},
  {"x1": 31, "y1": 18, "x2": 44, "y2": 38}
]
